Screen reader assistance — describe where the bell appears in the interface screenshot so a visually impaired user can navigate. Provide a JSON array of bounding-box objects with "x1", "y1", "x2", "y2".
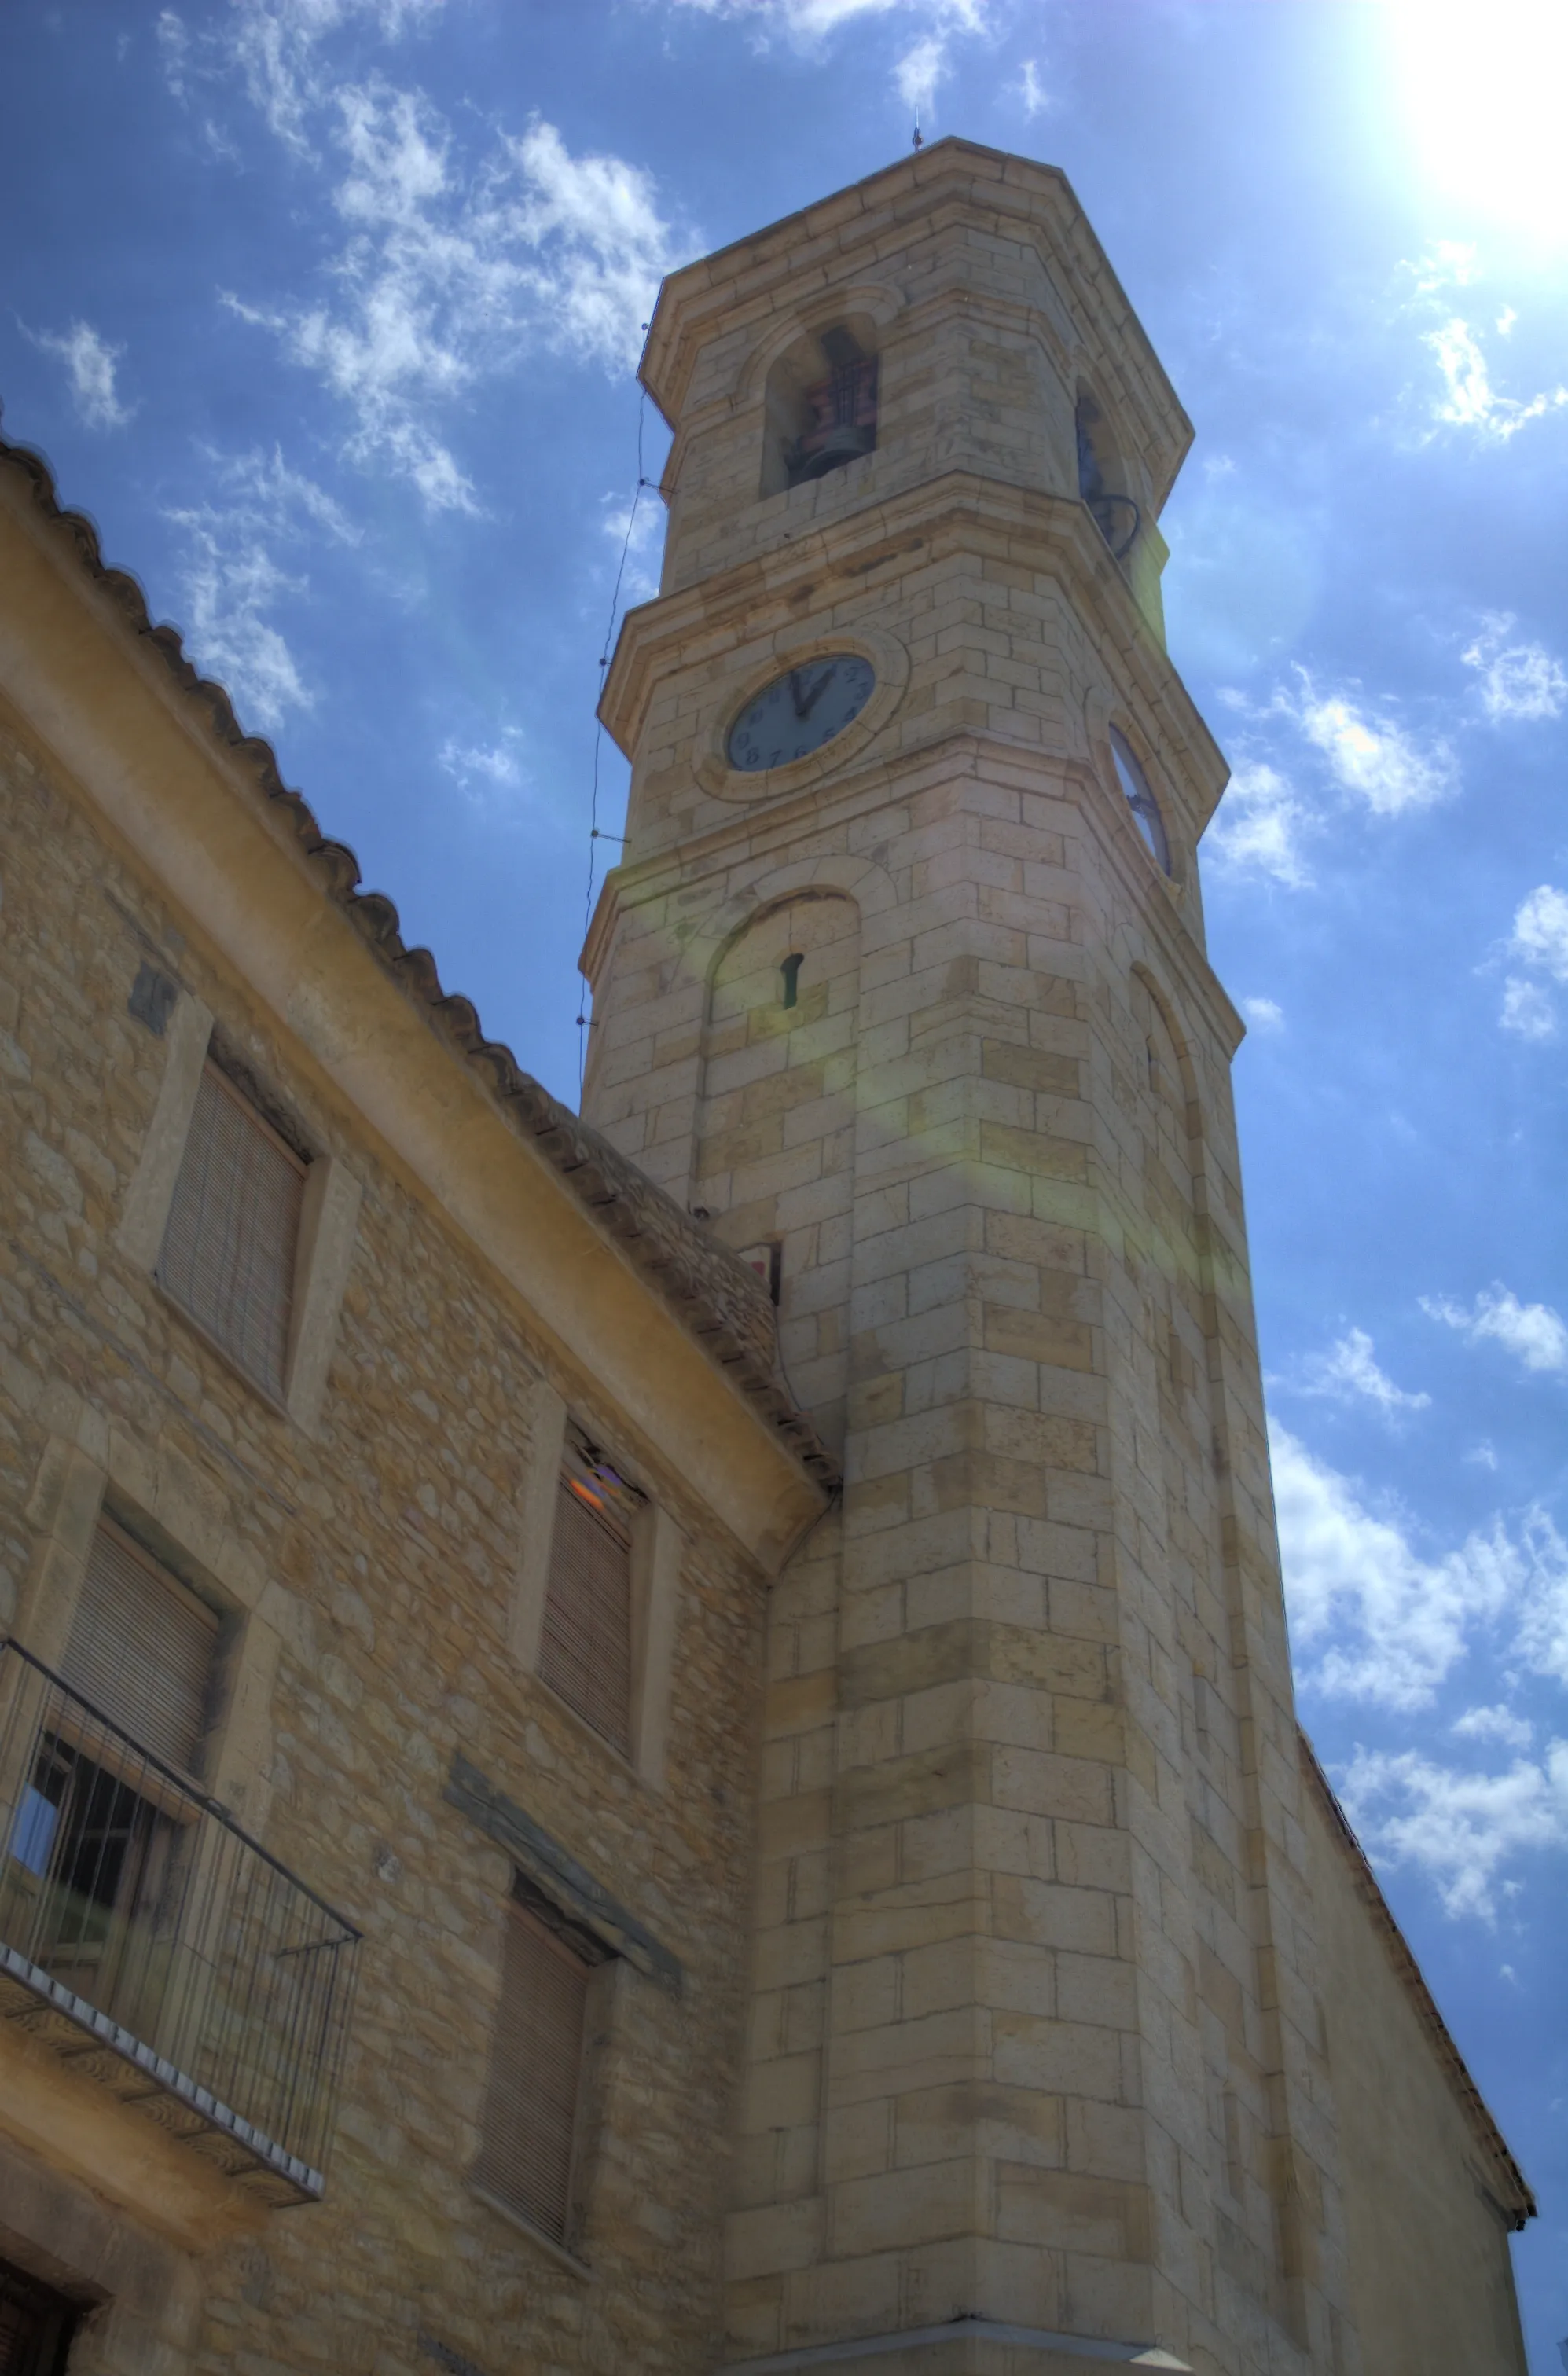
[{"x1": 799, "y1": 423, "x2": 876, "y2": 479}]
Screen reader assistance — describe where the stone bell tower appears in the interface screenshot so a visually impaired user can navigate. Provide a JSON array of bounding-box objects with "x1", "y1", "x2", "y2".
[{"x1": 582, "y1": 141, "x2": 1349, "y2": 2376}]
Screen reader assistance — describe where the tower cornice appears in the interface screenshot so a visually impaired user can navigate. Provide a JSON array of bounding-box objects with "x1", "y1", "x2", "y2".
[
  {"x1": 581, "y1": 733, "x2": 1246, "y2": 1065},
  {"x1": 597, "y1": 472, "x2": 1229, "y2": 833}
]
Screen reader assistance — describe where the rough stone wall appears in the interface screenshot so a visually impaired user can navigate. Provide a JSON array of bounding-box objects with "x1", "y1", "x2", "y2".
[{"x1": 0, "y1": 700, "x2": 772, "y2": 2376}]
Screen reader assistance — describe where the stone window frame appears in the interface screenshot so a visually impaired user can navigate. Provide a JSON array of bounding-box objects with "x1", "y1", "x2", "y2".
[
  {"x1": 14, "y1": 1423, "x2": 281, "y2": 1835},
  {"x1": 508, "y1": 1384, "x2": 684, "y2": 1793},
  {"x1": 467, "y1": 1869, "x2": 618, "y2": 2277},
  {"x1": 114, "y1": 988, "x2": 362, "y2": 1434}
]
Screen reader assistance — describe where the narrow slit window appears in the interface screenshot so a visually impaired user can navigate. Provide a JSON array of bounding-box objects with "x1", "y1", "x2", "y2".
[
  {"x1": 538, "y1": 1430, "x2": 645, "y2": 1758},
  {"x1": 473, "y1": 1881, "x2": 606, "y2": 2246},
  {"x1": 158, "y1": 1059, "x2": 307, "y2": 1400},
  {"x1": 780, "y1": 952, "x2": 804, "y2": 1009}
]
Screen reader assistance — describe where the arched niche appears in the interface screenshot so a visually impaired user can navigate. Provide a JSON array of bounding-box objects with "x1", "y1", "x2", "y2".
[
  {"x1": 1075, "y1": 385, "x2": 1140, "y2": 564},
  {"x1": 1128, "y1": 965, "x2": 1203, "y2": 1285},
  {"x1": 761, "y1": 316, "x2": 880, "y2": 500},
  {"x1": 696, "y1": 891, "x2": 862, "y2": 1432}
]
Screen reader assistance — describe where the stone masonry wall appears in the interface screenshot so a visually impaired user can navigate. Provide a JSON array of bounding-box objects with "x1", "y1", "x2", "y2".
[{"x1": 0, "y1": 697, "x2": 773, "y2": 2376}]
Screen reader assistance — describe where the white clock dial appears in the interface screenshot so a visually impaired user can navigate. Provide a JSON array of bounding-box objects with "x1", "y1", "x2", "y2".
[{"x1": 726, "y1": 654, "x2": 876, "y2": 773}]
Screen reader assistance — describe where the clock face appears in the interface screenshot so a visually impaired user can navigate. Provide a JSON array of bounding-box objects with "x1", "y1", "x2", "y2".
[{"x1": 726, "y1": 654, "x2": 876, "y2": 773}]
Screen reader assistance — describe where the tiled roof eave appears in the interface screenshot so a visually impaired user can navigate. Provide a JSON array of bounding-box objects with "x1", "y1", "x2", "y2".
[{"x1": 0, "y1": 431, "x2": 838, "y2": 1499}]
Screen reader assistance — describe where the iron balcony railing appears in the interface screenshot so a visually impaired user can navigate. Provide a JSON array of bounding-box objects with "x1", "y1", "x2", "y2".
[{"x1": 0, "y1": 1639, "x2": 359, "y2": 2203}]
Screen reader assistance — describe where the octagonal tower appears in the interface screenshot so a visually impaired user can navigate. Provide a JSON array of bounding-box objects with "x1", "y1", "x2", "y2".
[{"x1": 578, "y1": 139, "x2": 1525, "y2": 2376}]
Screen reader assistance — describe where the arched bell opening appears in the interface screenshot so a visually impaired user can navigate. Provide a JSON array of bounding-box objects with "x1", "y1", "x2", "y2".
[
  {"x1": 761, "y1": 318, "x2": 880, "y2": 499},
  {"x1": 1075, "y1": 387, "x2": 1141, "y2": 564}
]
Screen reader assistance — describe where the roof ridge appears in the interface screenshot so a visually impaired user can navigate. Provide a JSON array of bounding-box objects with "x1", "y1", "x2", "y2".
[{"x1": 0, "y1": 424, "x2": 838, "y2": 1496}]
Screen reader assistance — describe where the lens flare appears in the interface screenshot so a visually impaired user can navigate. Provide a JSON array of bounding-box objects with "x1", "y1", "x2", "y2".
[{"x1": 1386, "y1": 0, "x2": 1568, "y2": 246}]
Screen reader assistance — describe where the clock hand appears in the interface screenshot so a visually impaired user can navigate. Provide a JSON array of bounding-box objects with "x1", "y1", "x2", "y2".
[
  {"x1": 788, "y1": 669, "x2": 810, "y2": 719},
  {"x1": 796, "y1": 665, "x2": 835, "y2": 718}
]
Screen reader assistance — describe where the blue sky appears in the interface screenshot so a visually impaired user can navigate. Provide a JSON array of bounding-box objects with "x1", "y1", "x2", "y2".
[{"x1": 3, "y1": 0, "x2": 1566, "y2": 2358}]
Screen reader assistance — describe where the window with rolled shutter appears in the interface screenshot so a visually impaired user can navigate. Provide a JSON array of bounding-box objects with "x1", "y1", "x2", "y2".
[
  {"x1": 472, "y1": 1882, "x2": 605, "y2": 2246},
  {"x1": 538, "y1": 1431, "x2": 644, "y2": 1759},
  {"x1": 157, "y1": 1058, "x2": 307, "y2": 1401},
  {"x1": 62, "y1": 1519, "x2": 219, "y2": 1776}
]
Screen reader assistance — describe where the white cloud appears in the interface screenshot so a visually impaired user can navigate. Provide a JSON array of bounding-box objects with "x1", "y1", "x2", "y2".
[
  {"x1": 1240, "y1": 995, "x2": 1283, "y2": 1032},
  {"x1": 1423, "y1": 1283, "x2": 1568, "y2": 1377},
  {"x1": 1298, "y1": 1327, "x2": 1430, "y2": 1417},
  {"x1": 165, "y1": 446, "x2": 359, "y2": 728},
  {"x1": 27, "y1": 321, "x2": 132, "y2": 430},
  {"x1": 228, "y1": 87, "x2": 685, "y2": 509},
  {"x1": 162, "y1": 0, "x2": 446, "y2": 151},
  {"x1": 1271, "y1": 1423, "x2": 1568, "y2": 1709},
  {"x1": 665, "y1": 0, "x2": 986, "y2": 38},
  {"x1": 1454, "y1": 1703, "x2": 1534, "y2": 1752},
  {"x1": 1427, "y1": 314, "x2": 1568, "y2": 440},
  {"x1": 1406, "y1": 239, "x2": 1479, "y2": 298},
  {"x1": 1017, "y1": 57, "x2": 1047, "y2": 116},
  {"x1": 1463, "y1": 613, "x2": 1568, "y2": 722},
  {"x1": 661, "y1": 0, "x2": 991, "y2": 111},
  {"x1": 1500, "y1": 976, "x2": 1556, "y2": 1039},
  {"x1": 1339, "y1": 1739, "x2": 1568, "y2": 1921},
  {"x1": 1289, "y1": 679, "x2": 1456, "y2": 817},
  {"x1": 600, "y1": 485, "x2": 666, "y2": 610},
  {"x1": 896, "y1": 31, "x2": 946, "y2": 114},
  {"x1": 438, "y1": 730, "x2": 527, "y2": 805},
  {"x1": 1498, "y1": 884, "x2": 1568, "y2": 1037},
  {"x1": 1508, "y1": 883, "x2": 1568, "y2": 981},
  {"x1": 1213, "y1": 670, "x2": 1455, "y2": 881},
  {"x1": 1208, "y1": 758, "x2": 1314, "y2": 887}
]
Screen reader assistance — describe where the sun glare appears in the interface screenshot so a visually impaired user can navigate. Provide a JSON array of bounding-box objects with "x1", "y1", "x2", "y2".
[{"x1": 1387, "y1": 0, "x2": 1568, "y2": 247}]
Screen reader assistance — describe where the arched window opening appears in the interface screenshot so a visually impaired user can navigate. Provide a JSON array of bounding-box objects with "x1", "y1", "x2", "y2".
[
  {"x1": 762, "y1": 320, "x2": 879, "y2": 498},
  {"x1": 1111, "y1": 728, "x2": 1172, "y2": 875},
  {"x1": 1076, "y1": 393, "x2": 1140, "y2": 562},
  {"x1": 780, "y1": 952, "x2": 805, "y2": 1008}
]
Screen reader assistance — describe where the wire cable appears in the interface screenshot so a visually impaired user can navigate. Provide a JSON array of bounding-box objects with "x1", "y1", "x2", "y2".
[{"x1": 578, "y1": 379, "x2": 652, "y2": 1100}]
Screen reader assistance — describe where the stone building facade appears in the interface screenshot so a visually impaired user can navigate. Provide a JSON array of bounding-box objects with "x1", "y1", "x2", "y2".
[{"x1": 0, "y1": 137, "x2": 1534, "y2": 2376}]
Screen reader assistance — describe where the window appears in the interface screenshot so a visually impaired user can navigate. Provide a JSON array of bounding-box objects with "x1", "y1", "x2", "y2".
[
  {"x1": 472, "y1": 1878, "x2": 608, "y2": 2248},
  {"x1": 1110, "y1": 728, "x2": 1172, "y2": 875},
  {"x1": 0, "y1": 2256, "x2": 78, "y2": 2376},
  {"x1": 538, "y1": 1430, "x2": 645, "y2": 1759},
  {"x1": 157, "y1": 1056, "x2": 307, "y2": 1400},
  {"x1": 2, "y1": 1522, "x2": 218, "y2": 2036}
]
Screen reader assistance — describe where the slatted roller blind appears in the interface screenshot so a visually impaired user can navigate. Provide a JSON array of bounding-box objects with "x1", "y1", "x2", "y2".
[
  {"x1": 158, "y1": 1059, "x2": 306, "y2": 1400},
  {"x1": 538, "y1": 1443, "x2": 637, "y2": 1759},
  {"x1": 62, "y1": 1520, "x2": 219, "y2": 1776},
  {"x1": 473, "y1": 1894, "x2": 593, "y2": 2244}
]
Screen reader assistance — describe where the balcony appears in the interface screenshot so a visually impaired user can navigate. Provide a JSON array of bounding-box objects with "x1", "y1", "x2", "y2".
[{"x1": 0, "y1": 1640, "x2": 359, "y2": 2205}]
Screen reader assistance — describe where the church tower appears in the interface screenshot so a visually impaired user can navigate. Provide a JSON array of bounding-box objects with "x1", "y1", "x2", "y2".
[{"x1": 580, "y1": 141, "x2": 1522, "y2": 2376}]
